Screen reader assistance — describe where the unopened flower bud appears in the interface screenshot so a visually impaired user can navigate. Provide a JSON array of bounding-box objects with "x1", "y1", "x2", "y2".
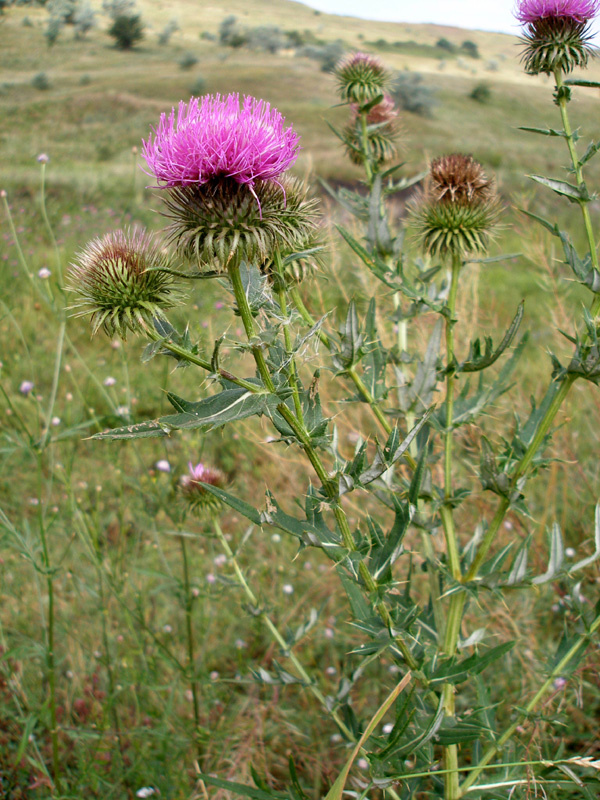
[
  {"x1": 67, "y1": 227, "x2": 184, "y2": 339},
  {"x1": 334, "y1": 52, "x2": 390, "y2": 104},
  {"x1": 180, "y1": 461, "x2": 226, "y2": 513}
]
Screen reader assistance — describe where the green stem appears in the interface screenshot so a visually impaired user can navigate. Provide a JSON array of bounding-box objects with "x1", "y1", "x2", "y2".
[
  {"x1": 211, "y1": 518, "x2": 354, "y2": 739},
  {"x1": 41, "y1": 320, "x2": 66, "y2": 450},
  {"x1": 179, "y1": 533, "x2": 201, "y2": 756},
  {"x1": 289, "y1": 286, "x2": 419, "y2": 471},
  {"x1": 37, "y1": 455, "x2": 62, "y2": 795},
  {"x1": 440, "y1": 254, "x2": 463, "y2": 800},
  {"x1": 360, "y1": 111, "x2": 374, "y2": 187},
  {"x1": 467, "y1": 74, "x2": 600, "y2": 581},
  {"x1": 459, "y1": 612, "x2": 600, "y2": 796},
  {"x1": 40, "y1": 162, "x2": 64, "y2": 289},
  {"x1": 273, "y1": 252, "x2": 305, "y2": 424},
  {"x1": 228, "y1": 261, "x2": 426, "y2": 679}
]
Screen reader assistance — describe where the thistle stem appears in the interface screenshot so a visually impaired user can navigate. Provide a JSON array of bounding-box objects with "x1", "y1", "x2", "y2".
[
  {"x1": 36, "y1": 455, "x2": 62, "y2": 795},
  {"x1": 179, "y1": 533, "x2": 202, "y2": 756},
  {"x1": 459, "y1": 612, "x2": 600, "y2": 796},
  {"x1": 273, "y1": 251, "x2": 305, "y2": 424},
  {"x1": 227, "y1": 261, "x2": 426, "y2": 680},
  {"x1": 288, "y1": 286, "x2": 419, "y2": 471},
  {"x1": 211, "y1": 518, "x2": 354, "y2": 739},
  {"x1": 440, "y1": 253, "x2": 463, "y2": 800},
  {"x1": 467, "y1": 69, "x2": 600, "y2": 578}
]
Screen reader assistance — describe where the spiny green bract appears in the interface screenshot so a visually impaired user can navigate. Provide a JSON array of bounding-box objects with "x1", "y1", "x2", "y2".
[
  {"x1": 162, "y1": 175, "x2": 320, "y2": 272},
  {"x1": 67, "y1": 228, "x2": 183, "y2": 339},
  {"x1": 520, "y1": 17, "x2": 597, "y2": 74},
  {"x1": 334, "y1": 51, "x2": 390, "y2": 104},
  {"x1": 412, "y1": 198, "x2": 500, "y2": 258}
]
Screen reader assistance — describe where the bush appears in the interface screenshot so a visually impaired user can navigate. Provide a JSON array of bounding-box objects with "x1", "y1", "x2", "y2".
[
  {"x1": 436, "y1": 37, "x2": 456, "y2": 53},
  {"x1": 470, "y1": 82, "x2": 492, "y2": 103},
  {"x1": 246, "y1": 25, "x2": 287, "y2": 54},
  {"x1": 189, "y1": 75, "x2": 206, "y2": 96},
  {"x1": 108, "y1": 13, "x2": 143, "y2": 49},
  {"x1": 200, "y1": 31, "x2": 216, "y2": 41},
  {"x1": 390, "y1": 71, "x2": 436, "y2": 116},
  {"x1": 74, "y1": 1, "x2": 96, "y2": 38},
  {"x1": 45, "y1": 14, "x2": 63, "y2": 44},
  {"x1": 219, "y1": 15, "x2": 246, "y2": 48},
  {"x1": 158, "y1": 18, "x2": 179, "y2": 45},
  {"x1": 178, "y1": 52, "x2": 198, "y2": 70},
  {"x1": 32, "y1": 72, "x2": 50, "y2": 90},
  {"x1": 461, "y1": 39, "x2": 480, "y2": 58},
  {"x1": 297, "y1": 40, "x2": 345, "y2": 72}
]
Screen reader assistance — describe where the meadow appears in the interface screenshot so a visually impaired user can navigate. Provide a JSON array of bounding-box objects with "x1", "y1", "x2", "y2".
[{"x1": 0, "y1": 1, "x2": 599, "y2": 798}]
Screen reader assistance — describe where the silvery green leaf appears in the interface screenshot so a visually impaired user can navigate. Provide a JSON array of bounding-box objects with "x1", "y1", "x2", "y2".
[
  {"x1": 506, "y1": 538, "x2": 530, "y2": 586},
  {"x1": 533, "y1": 523, "x2": 565, "y2": 584},
  {"x1": 518, "y1": 126, "x2": 568, "y2": 138},
  {"x1": 570, "y1": 503, "x2": 600, "y2": 573},
  {"x1": 529, "y1": 175, "x2": 592, "y2": 203}
]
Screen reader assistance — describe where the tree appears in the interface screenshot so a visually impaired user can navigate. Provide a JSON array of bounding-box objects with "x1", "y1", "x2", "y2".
[{"x1": 108, "y1": 13, "x2": 143, "y2": 49}]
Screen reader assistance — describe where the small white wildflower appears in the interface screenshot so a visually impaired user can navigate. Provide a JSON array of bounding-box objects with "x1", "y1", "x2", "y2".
[
  {"x1": 235, "y1": 639, "x2": 247, "y2": 650},
  {"x1": 37, "y1": 153, "x2": 49, "y2": 164},
  {"x1": 357, "y1": 758, "x2": 369, "y2": 770},
  {"x1": 51, "y1": 416, "x2": 61, "y2": 426},
  {"x1": 206, "y1": 573, "x2": 216, "y2": 584},
  {"x1": 388, "y1": 664, "x2": 401, "y2": 674},
  {"x1": 504, "y1": 520, "x2": 513, "y2": 531},
  {"x1": 553, "y1": 677, "x2": 567, "y2": 691},
  {"x1": 136, "y1": 788, "x2": 158, "y2": 799},
  {"x1": 65, "y1": 392, "x2": 73, "y2": 401},
  {"x1": 383, "y1": 723, "x2": 394, "y2": 735},
  {"x1": 324, "y1": 627, "x2": 334, "y2": 640},
  {"x1": 325, "y1": 666, "x2": 337, "y2": 676},
  {"x1": 103, "y1": 376, "x2": 117, "y2": 387},
  {"x1": 213, "y1": 554, "x2": 227, "y2": 568},
  {"x1": 271, "y1": 533, "x2": 281, "y2": 543},
  {"x1": 163, "y1": 624, "x2": 172, "y2": 634},
  {"x1": 191, "y1": 587, "x2": 200, "y2": 598},
  {"x1": 28, "y1": 497, "x2": 40, "y2": 506},
  {"x1": 38, "y1": 267, "x2": 51, "y2": 279},
  {"x1": 330, "y1": 733, "x2": 343, "y2": 743},
  {"x1": 282, "y1": 583, "x2": 294, "y2": 595},
  {"x1": 155, "y1": 459, "x2": 171, "y2": 473},
  {"x1": 209, "y1": 670, "x2": 219, "y2": 681},
  {"x1": 565, "y1": 547, "x2": 576, "y2": 558},
  {"x1": 116, "y1": 406, "x2": 129, "y2": 417}
]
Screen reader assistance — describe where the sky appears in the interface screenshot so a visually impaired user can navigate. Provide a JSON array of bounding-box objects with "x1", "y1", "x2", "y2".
[{"x1": 297, "y1": 1, "x2": 520, "y2": 34}]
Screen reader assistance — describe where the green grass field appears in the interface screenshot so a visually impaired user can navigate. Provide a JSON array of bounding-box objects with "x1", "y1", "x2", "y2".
[{"x1": 1, "y1": 2, "x2": 600, "y2": 798}]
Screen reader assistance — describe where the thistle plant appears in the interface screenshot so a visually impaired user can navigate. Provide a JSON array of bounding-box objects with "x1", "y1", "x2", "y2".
[{"x1": 66, "y1": 26, "x2": 600, "y2": 800}]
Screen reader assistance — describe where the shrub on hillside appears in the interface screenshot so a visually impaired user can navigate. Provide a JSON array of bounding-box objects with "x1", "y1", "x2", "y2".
[
  {"x1": 74, "y1": 1, "x2": 95, "y2": 38},
  {"x1": 461, "y1": 39, "x2": 480, "y2": 58},
  {"x1": 470, "y1": 81, "x2": 491, "y2": 103},
  {"x1": 179, "y1": 52, "x2": 198, "y2": 70},
  {"x1": 218, "y1": 15, "x2": 246, "y2": 48},
  {"x1": 246, "y1": 25, "x2": 287, "y2": 53},
  {"x1": 297, "y1": 40, "x2": 346, "y2": 72},
  {"x1": 32, "y1": 71, "x2": 50, "y2": 90},
  {"x1": 436, "y1": 37, "x2": 456, "y2": 53},
  {"x1": 158, "y1": 18, "x2": 179, "y2": 45},
  {"x1": 390, "y1": 71, "x2": 436, "y2": 116},
  {"x1": 108, "y1": 13, "x2": 143, "y2": 49}
]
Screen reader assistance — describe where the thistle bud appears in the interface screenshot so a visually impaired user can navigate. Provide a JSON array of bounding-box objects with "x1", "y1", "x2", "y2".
[
  {"x1": 409, "y1": 154, "x2": 500, "y2": 259},
  {"x1": 180, "y1": 462, "x2": 226, "y2": 513},
  {"x1": 67, "y1": 228, "x2": 183, "y2": 339},
  {"x1": 515, "y1": 0, "x2": 599, "y2": 74},
  {"x1": 334, "y1": 52, "x2": 390, "y2": 105},
  {"x1": 344, "y1": 93, "x2": 400, "y2": 167}
]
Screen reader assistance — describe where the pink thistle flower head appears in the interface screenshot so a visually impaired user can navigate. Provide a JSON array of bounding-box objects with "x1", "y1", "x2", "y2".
[
  {"x1": 142, "y1": 93, "x2": 300, "y2": 189},
  {"x1": 515, "y1": 0, "x2": 599, "y2": 23},
  {"x1": 180, "y1": 461, "x2": 226, "y2": 513}
]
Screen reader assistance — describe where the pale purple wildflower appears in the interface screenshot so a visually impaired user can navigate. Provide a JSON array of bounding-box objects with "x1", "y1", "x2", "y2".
[
  {"x1": 37, "y1": 153, "x2": 49, "y2": 164},
  {"x1": 515, "y1": 0, "x2": 599, "y2": 23},
  {"x1": 103, "y1": 376, "x2": 117, "y2": 387},
  {"x1": 38, "y1": 267, "x2": 51, "y2": 279},
  {"x1": 142, "y1": 93, "x2": 300, "y2": 189},
  {"x1": 19, "y1": 380, "x2": 34, "y2": 395},
  {"x1": 155, "y1": 459, "x2": 171, "y2": 473}
]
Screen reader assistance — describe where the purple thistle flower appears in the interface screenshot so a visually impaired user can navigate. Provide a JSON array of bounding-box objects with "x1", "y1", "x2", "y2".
[
  {"x1": 515, "y1": 0, "x2": 599, "y2": 23},
  {"x1": 142, "y1": 93, "x2": 300, "y2": 190},
  {"x1": 180, "y1": 461, "x2": 226, "y2": 512}
]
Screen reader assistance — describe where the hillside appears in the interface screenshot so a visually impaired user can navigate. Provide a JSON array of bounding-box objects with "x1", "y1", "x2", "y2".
[{"x1": 1, "y1": 0, "x2": 600, "y2": 200}]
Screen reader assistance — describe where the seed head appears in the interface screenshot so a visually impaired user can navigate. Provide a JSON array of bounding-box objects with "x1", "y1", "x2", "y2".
[
  {"x1": 409, "y1": 154, "x2": 500, "y2": 259},
  {"x1": 430, "y1": 154, "x2": 492, "y2": 204},
  {"x1": 334, "y1": 52, "x2": 390, "y2": 104},
  {"x1": 515, "y1": 0, "x2": 599, "y2": 73},
  {"x1": 162, "y1": 175, "x2": 320, "y2": 272},
  {"x1": 180, "y1": 461, "x2": 226, "y2": 513},
  {"x1": 142, "y1": 93, "x2": 300, "y2": 189},
  {"x1": 68, "y1": 228, "x2": 183, "y2": 339}
]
